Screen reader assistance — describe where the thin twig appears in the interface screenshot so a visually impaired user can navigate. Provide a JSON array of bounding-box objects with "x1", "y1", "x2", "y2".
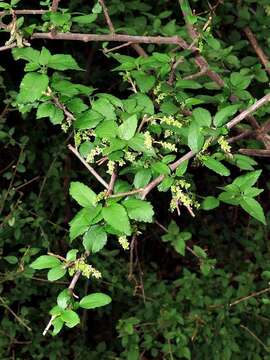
[
  {"x1": 68, "y1": 144, "x2": 109, "y2": 189},
  {"x1": 239, "y1": 149, "x2": 270, "y2": 157},
  {"x1": 106, "y1": 171, "x2": 117, "y2": 196},
  {"x1": 244, "y1": 27, "x2": 270, "y2": 76},
  {"x1": 0, "y1": 296, "x2": 32, "y2": 332},
  {"x1": 230, "y1": 287, "x2": 270, "y2": 307},
  {"x1": 109, "y1": 188, "x2": 143, "y2": 198},
  {"x1": 0, "y1": 43, "x2": 16, "y2": 52},
  {"x1": 42, "y1": 315, "x2": 56, "y2": 336},
  {"x1": 184, "y1": 67, "x2": 208, "y2": 80},
  {"x1": 68, "y1": 270, "x2": 81, "y2": 295},
  {"x1": 240, "y1": 324, "x2": 269, "y2": 352},
  {"x1": 98, "y1": 0, "x2": 115, "y2": 33},
  {"x1": 103, "y1": 41, "x2": 132, "y2": 54},
  {"x1": 0, "y1": 10, "x2": 47, "y2": 16}
]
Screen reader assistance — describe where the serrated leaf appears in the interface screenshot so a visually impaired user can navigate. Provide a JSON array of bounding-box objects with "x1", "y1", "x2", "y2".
[
  {"x1": 52, "y1": 318, "x2": 64, "y2": 336},
  {"x1": 92, "y1": 98, "x2": 116, "y2": 120},
  {"x1": 39, "y1": 47, "x2": 51, "y2": 66},
  {"x1": 30, "y1": 255, "x2": 61, "y2": 270},
  {"x1": 72, "y1": 14, "x2": 97, "y2": 24},
  {"x1": 133, "y1": 168, "x2": 152, "y2": 189},
  {"x1": 75, "y1": 109, "x2": 103, "y2": 129},
  {"x1": 69, "y1": 181, "x2": 96, "y2": 208},
  {"x1": 83, "y1": 225, "x2": 107, "y2": 253},
  {"x1": 232, "y1": 170, "x2": 262, "y2": 190},
  {"x1": 240, "y1": 197, "x2": 266, "y2": 225},
  {"x1": 47, "y1": 266, "x2": 66, "y2": 281},
  {"x1": 17, "y1": 73, "x2": 49, "y2": 103},
  {"x1": 123, "y1": 199, "x2": 154, "y2": 223},
  {"x1": 176, "y1": 79, "x2": 202, "y2": 89},
  {"x1": 37, "y1": 103, "x2": 64, "y2": 125},
  {"x1": 12, "y1": 47, "x2": 40, "y2": 63},
  {"x1": 202, "y1": 157, "x2": 230, "y2": 176},
  {"x1": 118, "y1": 115, "x2": 138, "y2": 141},
  {"x1": 79, "y1": 293, "x2": 111, "y2": 309},
  {"x1": 102, "y1": 203, "x2": 131, "y2": 235},
  {"x1": 69, "y1": 206, "x2": 102, "y2": 240}
]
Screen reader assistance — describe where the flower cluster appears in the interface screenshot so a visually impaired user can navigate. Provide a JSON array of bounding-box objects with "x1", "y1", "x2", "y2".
[
  {"x1": 86, "y1": 146, "x2": 102, "y2": 163},
  {"x1": 170, "y1": 180, "x2": 199, "y2": 213},
  {"x1": 69, "y1": 259, "x2": 102, "y2": 279},
  {"x1": 118, "y1": 236, "x2": 129, "y2": 250},
  {"x1": 218, "y1": 136, "x2": 232, "y2": 156}
]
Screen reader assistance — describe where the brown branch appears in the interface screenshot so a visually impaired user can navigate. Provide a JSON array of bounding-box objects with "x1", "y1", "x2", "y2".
[
  {"x1": 228, "y1": 129, "x2": 253, "y2": 143},
  {"x1": 244, "y1": 27, "x2": 270, "y2": 76},
  {"x1": 227, "y1": 93, "x2": 270, "y2": 129},
  {"x1": 51, "y1": 0, "x2": 61, "y2": 12},
  {"x1": 0, "y1": 9, "x2": 47, "y2": 16},
  {"x1": 239, "y1": 149, "x2": 270, "y2": 157},
  {"x1": 0, "y1": 43, "x2": 16, "y2": 52},
  {"x1": 98, "y1": 0, "x2": 115, "y2": 33},
  {"x1": 109, "y1": 188, "x2": 144, "y2": 198},
  {"x1": 141, "y1": 150, "x2": 194, "y2": 199},
  {"x1": 31, "y1": 32, "x2": 188, "y2": 47},
  {"x1": 68, "y1": 144, "x2": 109, "y2": 189},
  {"x1": 106, "y1": 171, "x2": 117, "y2": 196},
  {"x1": 0, "y1": 296, "x2": 32, "y2": 332},
  {"x1": 230, "y1": 287, "x2": 270, "y2": 307},
  {"x1": 183, "y1": 66, "x2": 208, "y2": 80}
]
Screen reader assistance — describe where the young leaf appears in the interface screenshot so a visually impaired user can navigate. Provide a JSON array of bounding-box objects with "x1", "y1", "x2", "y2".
[
  {"x1": 122, "y1": 199, "x2": 154, "y2": 223},
  {"x1": 83, "y1": 225, "x2": 107, "y2": 253},
  {"x1": 202, "y1": 157, "x2": 230, "y2": 176},
  {"x1": 69, "y1": 206, "x2": 101, "y2": 240},
  {"x1": 102, "y1": 203, "x2": 131, "y2": 235},
  {"x1": 118, "y1": 114, "x2": 138, "y2": 140},
  {"x1": 61, "y1": 309, "x2": 80, "y2": 328},
  {"x1": 233, "y1": 170, "x2": 262, "y2": 190},
  {"x1": 202, "y1": 196, "x2": 220, "y2": 210},
  {"x1": 79, "y1": 293, "x2": 112, "y2": 309},
  {"x1": 57, "y1": 289, "x2": 71, "y2": 309},
  {"x1": 17, "y1": 73, "x2": 49, "y2": 103},
  {"x1": 30, "y1": 255, "x2": 61, "y2": 270},
  {"x1": 240, "y1": 197, "x2": 266, "y2": 225},
  {"x1": 47, "y1": 266, "x2": 66, "y2": 282},
  {"x1": 69, "y1": 181, "x2": 96, "y2": 208}
]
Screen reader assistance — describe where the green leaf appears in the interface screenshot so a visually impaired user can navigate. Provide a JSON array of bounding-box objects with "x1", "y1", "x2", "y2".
[
  {"x1": 133, "y1": 72, "x2": 155, "y2": 93},
  {"x1": 47, "y1": 266, "x2": 66, "y2": 281},
  {"x1": 30, "y1": 255, "x2": 61, "y2": 270},
  {"x1": 133, "y1": 168, "x2": 152, "y2": 189},
  {"x1": 12, "y1": 47, "x2": 40, "y2": 63},
  {"x1": 230, "y1": 72, "x2": 252, "y2": 90},
  {"x1": 17, "y1": 73, "x2": 49, "y2": 103},
  {"x1": 179, "y1": 0, "x2": 197, "y2": 24},
  {"x1": 174, "y1": 236, "x2": 185, "y2": 256},
  {"x1": 176, "y1": 79, "x2": 202, "y2": 89},
  {"x1": 92, "y1": 98, "x2": 116, "y2": 120},
  {"x1": 83, "y1": 225, "x2": 107, "y2": 253},
  {"x1": 240, "y1": 197, "x2": 266, "y2": 225},
  {"x1": 188, "y1": 122, "x2": 204, "y2": 153},
  {"x1": 202, "y1": 196, "x2": 220, "y2": 210},
  {"x1": 193, "y1": 245, "x2": 207, "y2": 259},
  {"x1": 48, "y1": 54, "x2": 82, "y2": 71},
  {"x1": 102, "y1": 203, "x2": 131, "y2": 235},
  {"x1": 66, "y1": 249, "x2": 78, "y2": 262},
  {"x1": 193, "y1": 108, "x2": 212, "y2": 127},
  {"x1": 232, "y1": 170, "x2": 262, "y2": 190},
  {"x1": 202, "y1": 157, "x2": 230, "y2": 176},
  {"x1": 72, "y1": 14, "x2": 97, "y2": 24},
  {"x1": 39, "y1": 47, "x2": 51, "y2": 66},
  {"x1": 52, "y1": 318, "x2": 64, "y2": 336},
  {"x1": 69, "y1": 181, "x2": 96, "y2": 208},
  {"x1": 69, "y1": 206, "x2": 101, "y2": 240},
  {"x1": 213, "y1": 104, "x2": 239, "y2": 127},
  {"x1": 123, "y1": 199, "x2": 154, "y2": 223},
  {"x1": 118, "y1": 115, "x2": 138, "y2": 141},
  {"x1": 152, "y1": 161, "x2": 170, "y2": 175},
  {"x1": 37, "y1": 103, "x2": 64, "y2": 125},
  {"x1": 218, "y1": 191, "x2": 240, "y2": 206},
  {"x1": 61, "y1": 309, "x2": 80, "y2": 328},
  {"x1": 95, "y1": 120, "x2": 118, "y2": 139},
  {"x1": 75, "y1": 109, "x2": 103, "y2": 129},
  {"x1": 175, "y1": 160, "x2": 189, "y2": 176},
  {"x1": 79, "y1": 293, "x2": 112, "y2": 309},
  {"x1": 57, "y1": 289, "x2": 71, "y2": 309}
]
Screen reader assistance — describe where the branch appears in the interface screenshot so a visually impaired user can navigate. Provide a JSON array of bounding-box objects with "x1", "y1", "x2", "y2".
[
  {"x1": 98, "y1": 0, "x2": 115, "y2": 33},
  {"x1": 51, "y1": 0, "x2": 61, "y2": 12},
  {"x1": 106, "y1": 171, "x2": 117, "y2": 196},
  {"x1": 244, "y1": 27, "x2": 270, "y2": 76},
  {"x1": 109, "y1": 188, "x2": 144, "y2": 198},
  {"x1": 31, "y1": 32, "x2": 188, "y2": 47},
  {"x1": 239, "y1": 149, "x2": 270, "y2": 157},
  {"x1": 68, "y1": 144, "x2": 109, "y2": 189},
  {"x1": 0, "y1": 9, "x2": 47, "y2": 16},
  {"x1": 0, "y1": 43, "x2": 16, "y2": 52},
  {"x1": 227, "y1": 93, "x2": 270, "y2": 129}
]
